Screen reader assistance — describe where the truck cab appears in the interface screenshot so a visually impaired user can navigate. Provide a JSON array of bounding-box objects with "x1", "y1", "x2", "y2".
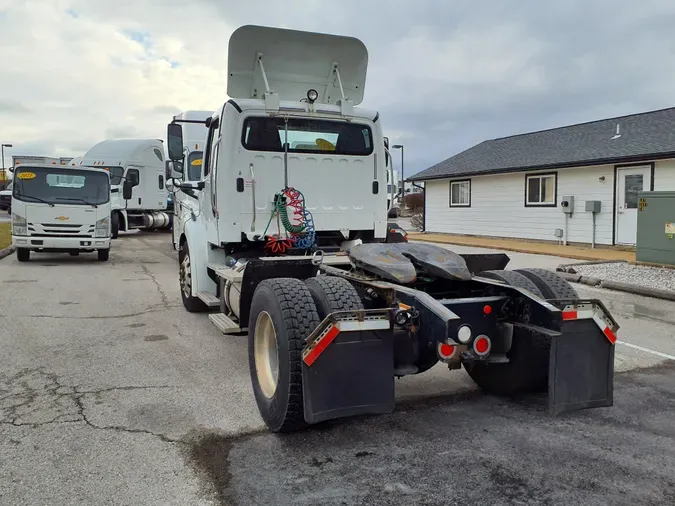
[
  {"x1": 167, "y1": 25, "x2": 387, "y2": 305},
  {"x1": 11, "y1": 164, "x2": 112, "y2": 261},
  {"x1": 80, "y1": 139, "x2": 170, "y2": 237}
]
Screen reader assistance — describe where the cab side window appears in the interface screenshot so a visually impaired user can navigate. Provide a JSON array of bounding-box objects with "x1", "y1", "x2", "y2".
[{"x1": 203, "y1": 118, "x2": 220, "y2": 178}]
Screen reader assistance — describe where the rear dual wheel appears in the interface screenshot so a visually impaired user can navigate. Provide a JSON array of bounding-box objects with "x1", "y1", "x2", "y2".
[
  {"x1": 465, "y1": 269, "x2": 577, "y2": 395},
  {"x1": 248, "y1": 276, "x2": 362, "y2": 432}
]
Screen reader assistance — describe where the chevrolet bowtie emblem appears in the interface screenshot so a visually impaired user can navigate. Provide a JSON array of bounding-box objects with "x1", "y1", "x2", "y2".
[{"x1": 55, "y1": 216, "x2": 70, "y2": 221}]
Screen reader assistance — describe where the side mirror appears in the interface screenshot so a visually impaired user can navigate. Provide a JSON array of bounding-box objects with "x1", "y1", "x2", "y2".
[
  {"x1": 167, "y1": 123, "x2": 185, "y2": 162},
  {"x1": 167, "y1": 160, "x2": 183, "y2": 175},
  {"x1": 122, "y1": 181, "x2": 133, "y2": 200},
  {"x1": 165, "y1": 178, "x2": 180, "y2": 194}
]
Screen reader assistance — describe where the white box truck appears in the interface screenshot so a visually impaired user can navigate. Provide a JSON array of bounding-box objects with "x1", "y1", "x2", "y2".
[
  {"x1": 168, "y1": 110, "x2": 213, "y2": 251},
  {"x1": 11, "y1": 163, "x2": 112, "y2": 261},
  {"x1": 79, "y1": 139, "x2": 170, "y2": 238},
  {"x1": 12, "y1": 155, "x2": 61, "y2": 171}
]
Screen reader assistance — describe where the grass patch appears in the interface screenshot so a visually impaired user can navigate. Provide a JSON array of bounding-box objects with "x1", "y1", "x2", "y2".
[{"x1": 0, "y1": 223, "x2": 11, "y2": 250}]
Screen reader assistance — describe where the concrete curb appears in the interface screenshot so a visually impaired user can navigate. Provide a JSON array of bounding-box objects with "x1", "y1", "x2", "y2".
[
  {"x1": 0, "y1": 245, "x2": 14, "y2": 261},
  {"x1": 558, "y1": 271, "x2": 675, "y2": 302}
]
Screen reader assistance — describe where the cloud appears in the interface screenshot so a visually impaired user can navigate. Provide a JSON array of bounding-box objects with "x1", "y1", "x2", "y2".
[{"x1": 1, "y1": 0, "x2": 674, "y2": 175}]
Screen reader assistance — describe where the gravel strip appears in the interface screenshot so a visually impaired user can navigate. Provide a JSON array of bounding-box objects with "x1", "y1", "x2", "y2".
[{"x1": 572, "y1": 263, "x2": 675, "y2": 292}]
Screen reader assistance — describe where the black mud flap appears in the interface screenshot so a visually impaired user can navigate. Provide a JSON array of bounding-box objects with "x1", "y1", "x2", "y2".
[
  {"x1": 548, "y1": 319, "x2": 615, "y2": 415},
  {"x1": 302, "y1": 329, "x2": 395, "y2": 425}
]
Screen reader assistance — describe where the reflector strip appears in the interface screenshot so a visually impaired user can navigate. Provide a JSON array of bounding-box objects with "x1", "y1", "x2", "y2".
[
  {"x1": 336, "y1": 320, "x2": 391, "y2": 332},
  {"x1": 303, "y1": 324, "x2": 340, "y2": 366},
  {"x1": 562, "y1": 310, "x2": 577, "y2": 320},
  {"x1": 561, "y1": 304, "x2": 617, "y2": 345},
  {"x1": 593, "y1": 314, "x2": 617, "y2": 344}
]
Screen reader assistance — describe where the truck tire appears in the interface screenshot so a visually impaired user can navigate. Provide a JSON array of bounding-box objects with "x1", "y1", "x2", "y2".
[
  {"x1": 514, "y1": 268, "x2": 578, "y2": 299},
  {"x1": 111, "y1": 212, "x2": 120, "y2": 239},
  {"x1": 465, "y1": 269, "x2": 550, "y2": 395},
  {"x1": 479, "y1": 270, "x2": 543, "y2": 299},
  {"x1": 16, "y1": 248, "x2": 30, "y2": 262},
  {"x1": 248, "y1": 278, "x2": 320, "y2": 432},
  {"x1": 305, "y1": 276, "x2": 364, "y2": 318},
  {"x1": 97, "y1": 249, "x2": 110, "y2": 262},
  {"x1": 178, "y1": 241, "x2": 207, "y2": 312}
]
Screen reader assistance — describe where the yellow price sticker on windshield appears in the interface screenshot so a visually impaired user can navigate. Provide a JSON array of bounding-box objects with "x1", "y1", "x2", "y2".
[
  {"x1": 191, "y1": 159, "x2": 203, "y2": 166},
  {"x1": 17, "y1": 172, "x2": 36, "y2": 180}
]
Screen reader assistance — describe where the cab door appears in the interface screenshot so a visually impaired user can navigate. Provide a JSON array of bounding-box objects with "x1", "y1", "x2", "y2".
[{"x1": 199, "y1": 115, "x2": 221, "y2": 246}]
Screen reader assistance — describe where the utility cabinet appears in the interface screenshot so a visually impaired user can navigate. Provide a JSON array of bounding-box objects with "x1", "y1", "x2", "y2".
[{"x1": 636, "y1": 191, "x2": 675, "y2": 265}]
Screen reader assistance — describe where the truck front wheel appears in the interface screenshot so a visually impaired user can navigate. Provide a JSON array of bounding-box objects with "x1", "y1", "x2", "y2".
[
  {"x1": 111, "y1": 212, "x2": 120, "y2": 239},
  {"x1": 178, "y1": 241, "x2": 207, "y2": 312},
  {"x1": 97, "y1": 249, "x2": 110, "y2": 262},
  {"x1": 248, "y1": 278, "x2": 320, "y2": 432},
  {"x1": 16, "y1": 248, "x2": 30, "y2": 262},
  {"x1": 465, "y1": 270, "x2": 550, "y2": 395}
]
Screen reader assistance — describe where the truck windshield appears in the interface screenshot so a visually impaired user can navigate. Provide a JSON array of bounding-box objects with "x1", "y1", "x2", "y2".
[
  {"x1": 187, "y1": 151, "x2": 203, "y2": 181},
  {"x1": 242, "y1": 117, "x2": 373, "y2": 155},
  {"x1": 13, "y1": 167, "x2": 110, "y2": 206}
]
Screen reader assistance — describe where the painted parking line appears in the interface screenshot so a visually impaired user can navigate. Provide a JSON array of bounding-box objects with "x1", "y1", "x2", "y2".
[{"x1": 617, "y1": 340, "x2": 675, "y2": 361}]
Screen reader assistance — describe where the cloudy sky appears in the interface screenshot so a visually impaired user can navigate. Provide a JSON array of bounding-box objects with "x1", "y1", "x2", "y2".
[{"x1": 2, "y1": 0, "x2": 675, "y2": 177}]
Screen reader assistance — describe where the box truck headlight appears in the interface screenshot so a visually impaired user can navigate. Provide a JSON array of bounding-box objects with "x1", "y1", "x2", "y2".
[
  {"x1": 12, "y1": 213, "x2": 27, "y2": 236},
  {"x1": 95, "y1": 217, "x2": 110, "y2": 238}
]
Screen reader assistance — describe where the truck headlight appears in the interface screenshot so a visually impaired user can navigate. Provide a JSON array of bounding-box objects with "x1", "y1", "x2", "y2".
[
  {"x1": 95, "y1": 217, "x2": 110, "y2": 238},
  {"x1": 12, "y1": 213, "x2": 27, "y2": 236}
]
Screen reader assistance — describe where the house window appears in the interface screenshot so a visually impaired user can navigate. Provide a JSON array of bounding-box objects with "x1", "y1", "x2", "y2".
[
  {"x1": 449, "y1": 179, "x2": 471, "y2": 207},
  {"x1": 525, "y1": 173, "x2": 557, "y2": 206}
]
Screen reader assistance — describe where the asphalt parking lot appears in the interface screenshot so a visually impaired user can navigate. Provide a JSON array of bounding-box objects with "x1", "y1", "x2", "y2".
[{"x1": 1, "y1": 232, "x2": 674, "y2": 505}]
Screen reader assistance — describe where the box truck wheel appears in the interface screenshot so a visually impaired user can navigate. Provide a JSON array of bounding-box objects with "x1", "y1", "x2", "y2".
[
  {"x1": 178, "y1": 241, "x2": 207, "y2": 312},
  {"x1": 97, "y1": 249, "x2": 110, "y2": 262},
  {"x1": 16, "y1": 248, "x2": 30, "y2": 262},
  {"x1": 248, "y1": 278, "x2": 320, "y2": 432},
  {"x1": 111, "y1": 212, "x2": 120, "y2": 239},
  {"x1": 464, "y1": 270, "x2": 550, "y2": 395}
]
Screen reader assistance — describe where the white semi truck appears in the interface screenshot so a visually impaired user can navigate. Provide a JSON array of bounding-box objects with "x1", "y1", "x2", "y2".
[
  {"x1": 79, "y1": 139, "x2": 171, "y2": 238},
  {"x1": 169, "y1": 110, "x2": 213, "y2": 251},
  {"x1": 166, "y1": 25, "x2": 618, "y2": 434},
  {"x1": 11, "y1": 163, "x2": 112, "y2": 261}
]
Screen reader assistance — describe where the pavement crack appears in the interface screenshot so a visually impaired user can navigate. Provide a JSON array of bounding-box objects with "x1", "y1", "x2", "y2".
[
  {"x1": 73, "y1": 394, "x2": 178, "y2": 443},
  {"x1": 27, "y1": 308, "x2": 162, "y2": 320},
  {"x1": 141, "y1": 264, "x2": 171, "y2": 309},
  {"x1": 1, "y1": 368, "x2": 178, "y2": 442}
]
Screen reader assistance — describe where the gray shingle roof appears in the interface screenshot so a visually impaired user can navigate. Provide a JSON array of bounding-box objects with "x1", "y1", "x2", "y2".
[{"x1": 411, "y1": 106, "x2": 675, "y2": 181}]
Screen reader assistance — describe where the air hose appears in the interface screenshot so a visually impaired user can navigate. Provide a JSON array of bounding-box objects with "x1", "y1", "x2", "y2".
[{"x1": 263, "y1": 186, "x2": 316, "y2": 251}]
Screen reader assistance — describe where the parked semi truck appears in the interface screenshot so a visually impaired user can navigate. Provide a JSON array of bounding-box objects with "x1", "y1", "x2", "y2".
[
  {"x1": 11, "y1": 162, "x2": 112, "y2": 261},
  {"x1": 166, "y1": 25, "x2": 618, "y2": 433},
  {"x1": 79, "y1": 139, "x2": 171, "y2": 238},
  {"x1": 169, "y1": 110, "x2": 213, "y2": 251}
]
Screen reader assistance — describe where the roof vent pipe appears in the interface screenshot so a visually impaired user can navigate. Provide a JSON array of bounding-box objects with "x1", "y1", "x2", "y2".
[{"x1": 610, "y1": 123, "x2": 621, "y2": 140}]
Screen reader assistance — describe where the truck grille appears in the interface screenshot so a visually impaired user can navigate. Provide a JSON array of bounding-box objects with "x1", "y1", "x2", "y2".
[{"x1": 27, "y1": 222, "x2": 95, "y2": 236}]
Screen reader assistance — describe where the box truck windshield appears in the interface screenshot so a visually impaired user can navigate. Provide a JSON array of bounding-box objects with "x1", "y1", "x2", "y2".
[
  {"x1": 186, "y1": 151, "x2": 203, "y2": 181},
  {"x1": 13, "y1": 167, "x2": 110, "y2": 207}
]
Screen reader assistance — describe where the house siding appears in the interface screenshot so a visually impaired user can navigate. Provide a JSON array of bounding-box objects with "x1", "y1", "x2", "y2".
[
  {"x1": 654, "y1": 159, "x2": 675, "y2": 190},
  {"x1": 425, "y1": 165, "x2": 615, "y2": 245}
]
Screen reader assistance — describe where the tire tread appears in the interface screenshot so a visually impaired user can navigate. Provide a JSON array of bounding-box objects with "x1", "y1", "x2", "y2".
[{"x1": 252, "y1": 278, "x2": 319, "y2": 432}]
